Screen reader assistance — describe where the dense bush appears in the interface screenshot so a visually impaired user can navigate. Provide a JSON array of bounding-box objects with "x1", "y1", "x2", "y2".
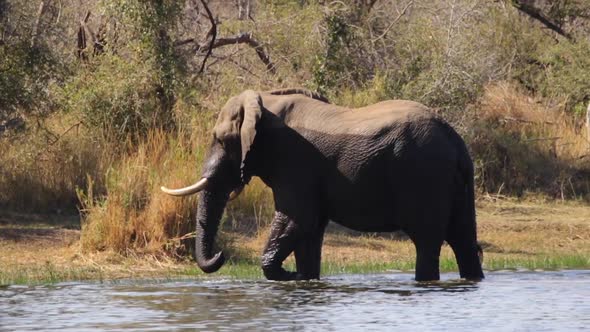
[
  {"x1": 0, "y1": 42, "x2": 63, "y2": 123},
  {"x1": 61, "y1": 54, "x2": 176, "y2": 137},
  {"x1": 469, "y1": 83, "x2": 589, "y2": 199},
  {"x1": 533, "y1": 39, "x2": 590, "y2": 115}
]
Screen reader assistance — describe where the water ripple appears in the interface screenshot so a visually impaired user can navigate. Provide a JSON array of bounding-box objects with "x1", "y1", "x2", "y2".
[{"x1": 1, "y1": 270, "x2": 589, "y2": 331}]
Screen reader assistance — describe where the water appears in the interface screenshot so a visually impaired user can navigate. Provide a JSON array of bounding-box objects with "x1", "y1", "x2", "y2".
[{"x1": 1, "y1": 270, "x2": 589, "y2": 331}]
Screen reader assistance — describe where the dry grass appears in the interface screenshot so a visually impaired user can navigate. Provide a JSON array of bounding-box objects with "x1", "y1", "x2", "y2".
[
  {"x1": 0, "y1": 101, "x2": 275, "y2": 257},
  {"x1": 470, "y1": 82, "x2": 590, "y2": 198},
  {"x1": 479, "y1": 82, "x2": 588, "y2": 159},
  {"x1": 79, "y1": 112, "x2": 275, "y2": 255},
  {"x1": 3, "y1": 80, "x2": 588, "y2": 260},
  {"x1": 476, "y1": 197, "x2": 590, "y2": 266},
  {"x1": 0, "y1": 114, "x2": 112, "y2": 213},
  {"x1": 214, "y1": 196, "x2": 590, "y2": 275},
  {"x1": 2, "y1": 197, "x2": 589, "y2": 284},
  {"x1": 0, "y1": 212, "x2": 197, "y2": 283},
  {"x1": 79, "y1": 128, "x2": 205, "y2": 253}
]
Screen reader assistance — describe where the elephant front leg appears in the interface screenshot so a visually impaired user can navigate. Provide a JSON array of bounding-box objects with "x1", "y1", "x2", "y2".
[
  {"x1": 295, "y1": 219, "x2": 327, "y2": 280},
  {"x1": 261, "y1": 211, "x2": 302, "y2": 281}
]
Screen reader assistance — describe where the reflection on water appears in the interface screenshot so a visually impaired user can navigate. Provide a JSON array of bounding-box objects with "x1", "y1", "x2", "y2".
[{"x1": 1, "y1": 271, "x2": 590, "y2": 331}]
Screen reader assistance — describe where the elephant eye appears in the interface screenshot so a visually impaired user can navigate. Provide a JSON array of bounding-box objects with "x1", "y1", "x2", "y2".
[{"x1": 214, "y1": 136, "x2": 224, "y2": 148}]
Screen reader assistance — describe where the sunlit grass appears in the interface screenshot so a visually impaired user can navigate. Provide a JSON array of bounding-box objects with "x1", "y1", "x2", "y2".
[
  {"x1": 472, "y1": 82, "x2": 590, "y2": 198},
  {"x1": 0, "y1": 264, "x2": 105, "y2": 286},
  {"x1": 4, "y1": 253, "x2": 590, "y2": 286},
  {"x1": 4, "y1": 194, "x2": 590, "y2": 285},
  {"x1": 484, "y1": 255, "x2": 590, "y2": 271}
]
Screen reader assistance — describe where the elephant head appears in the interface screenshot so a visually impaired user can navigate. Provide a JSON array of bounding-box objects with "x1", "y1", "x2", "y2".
[{"x1": 161, "y1": 90, "x2": 262, "y2": 273}]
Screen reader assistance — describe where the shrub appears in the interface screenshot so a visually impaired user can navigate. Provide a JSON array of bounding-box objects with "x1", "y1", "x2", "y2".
[
  {"x1": 534, "y1": 39, "x2": 590, "y2": 115},
  {"x1": 469, "y1": 82, "x2": 590, "y2": 198},
  {"x1": 80, "y1": 129, "x2": 202, "y2": 253},
  {"x1": 0, "y1": 118, "x2": 110, "y2": 213},
  {"x1": 60, "y1": 54, "x2": 176, "y2": 138},
  {"x1": 0, "y1": 41, "x2": 63, "y2": 121}
]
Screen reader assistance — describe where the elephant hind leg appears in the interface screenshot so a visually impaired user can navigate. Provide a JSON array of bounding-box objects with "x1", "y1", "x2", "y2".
[
  {"x1": 447, "y1": 163, "x2": 484, "y2": 280},
  {"x1": 413, "y1": 239, "x2": 444, "y2": 282},
  {"x1": 294, "y1": 219, "x2": 328, "y2": 280},
  {"x1": 446, "y1": 196, "x2": 484, "y2": 280},
  {"x1": 446, "y1": 234, "x2": 484, "y2": 281}
]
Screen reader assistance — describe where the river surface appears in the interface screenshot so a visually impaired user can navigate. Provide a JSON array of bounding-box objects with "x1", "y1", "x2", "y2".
[{"x1": 1, "y1": 270, "x2": 589, "y2": 331}]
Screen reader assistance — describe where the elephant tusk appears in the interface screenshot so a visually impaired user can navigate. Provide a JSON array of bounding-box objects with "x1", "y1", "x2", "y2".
[
  {"x1": 161, "y1": 178, "x2": 209, "y2": 196},
  {"x1": 228, "y1": 186, "x2": 244, "y2": 201}
]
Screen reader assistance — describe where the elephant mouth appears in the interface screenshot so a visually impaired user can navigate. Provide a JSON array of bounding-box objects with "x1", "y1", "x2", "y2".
[{"x1": 228, "y1": 185, "x2": 244, "y2": 200}]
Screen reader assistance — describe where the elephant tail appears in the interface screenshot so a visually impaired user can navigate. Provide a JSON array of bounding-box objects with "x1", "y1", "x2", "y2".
[
  {"x1": 447, "y1": 135, "x2": 485, "y2": 279},
  {"x1": 441, "y1": 121, "x2": 484, "y2": 279}
]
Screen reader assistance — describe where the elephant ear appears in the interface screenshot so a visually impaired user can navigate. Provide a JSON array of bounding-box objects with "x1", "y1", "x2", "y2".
[{"x1": 240, "y1": 90, "x2": 262, "y2": 183}]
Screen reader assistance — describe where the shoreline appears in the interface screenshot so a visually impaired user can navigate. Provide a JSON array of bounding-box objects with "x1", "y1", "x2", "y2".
[{"x1": 1, "y1": 198, "x2": 589, "y2": 285}]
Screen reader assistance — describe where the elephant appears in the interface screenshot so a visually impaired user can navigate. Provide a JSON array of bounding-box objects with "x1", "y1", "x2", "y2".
[{"x1": 161, "y1": 88, "x2": 485, "y2": 282}]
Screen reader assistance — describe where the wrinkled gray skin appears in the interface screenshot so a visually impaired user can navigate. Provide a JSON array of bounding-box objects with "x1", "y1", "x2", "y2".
[{"x1": 171, "y1": 89, "x2": 484, "y2": 282}]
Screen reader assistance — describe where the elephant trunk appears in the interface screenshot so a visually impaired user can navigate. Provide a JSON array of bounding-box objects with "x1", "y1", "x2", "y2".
[{"x1": 195, "y1": 190, "x2": 227, "y2": 273}]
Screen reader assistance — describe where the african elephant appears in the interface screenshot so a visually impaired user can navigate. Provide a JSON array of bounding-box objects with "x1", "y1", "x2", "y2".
[{"x1": 161, "y1": 88, "x2": 484, "y2": 282}]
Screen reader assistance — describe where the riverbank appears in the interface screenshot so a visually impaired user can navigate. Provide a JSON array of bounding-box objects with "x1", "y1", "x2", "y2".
[{"x1": 1, "y1": 198, "x2": 589, "y2": 285}]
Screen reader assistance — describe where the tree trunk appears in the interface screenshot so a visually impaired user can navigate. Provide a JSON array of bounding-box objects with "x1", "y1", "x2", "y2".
[
  {"x1": 237, "y1": 0, "x2": 250, "y2": 20},
  {"x1": 508, "y1": 0, "x2": 573, "y2": 41},
  {"x1": 587, "y1": 102, "x2": 590, "y2": 150},
  {"x1": 30, "y1": 0, "x2": 46, "y2": 48}
]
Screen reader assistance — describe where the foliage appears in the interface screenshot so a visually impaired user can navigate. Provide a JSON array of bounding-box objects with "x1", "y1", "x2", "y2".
[
  {"x1": 102, "y1": 0, "x2": 183, "y2": 89},
  {"x1": 0, "y1": 0, "x2": 76, "y2": 123},
  {"x1": 60, "y1": 54, "x2": 173, "y2": 137},
  {"x1": 57, "y1": 0, "x2": 185, "y2": 138},
  {"x1": 534, "y1": 39, "x2": 590, "y2": 115},
  {"x1": 0, "y1": 118, "x2": 111, "y2": 213},
  {"x1": 312, "y1": 12, "x2": 361, "y2": 94},
  {"x1": 0, "y1": 41, "x2": 63, "y2": 122}
]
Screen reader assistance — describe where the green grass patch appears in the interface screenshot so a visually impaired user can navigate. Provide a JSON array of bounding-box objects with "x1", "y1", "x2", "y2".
[
  {"x1": 3, "y1": 253, "x2": 590, "y2": 286},
  {"x1": 178, "y1": 261, "x2": 264, "y2": 280},
  {"x1": 0, "y1": 263, "x2": 105, "y2": 286},
  {"x1": 484, "y1": 254, "x2": 590, "y2": 271}
]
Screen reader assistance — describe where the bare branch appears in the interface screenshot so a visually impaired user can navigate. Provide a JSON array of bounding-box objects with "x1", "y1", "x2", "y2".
[
  {"x1": 55, "y1": 0, "x2": 62, "y2": 25},
  {"x1": 198, "y1": 0, "x2": 217, "y2": 74},
  {"x1": 176, "y1": 1, "x2": 276, "y2": 74},
  {"x1": 47, "y1": 121, "x2": 83, "y2": 146},
  {"x1": 372, "y1": 0, "x2": 414, "y2": 42},
  {"x1": 367, "y1": 0, "x2": 379, "y2": 13},
  {"x1": 199, "y1": 32, "x2": 276, "y2": 74},
  {"x1": 501, "y1": 116, "x2": 555, "y2": 125},
  {"x1": 174, "y1": 38, "x2": 196, "y2": 47},
  {"x1": 81, "y1": 12, "x2": 99, "y2": 50},
  {"x1": 508, "y1": 0, "x2": 573, "y2": 41}
]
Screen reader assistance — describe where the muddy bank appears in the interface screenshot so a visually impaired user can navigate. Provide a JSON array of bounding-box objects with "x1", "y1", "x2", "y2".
[{"x1": 1, "y1": 199, "x2": 589, "y2": 284}]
